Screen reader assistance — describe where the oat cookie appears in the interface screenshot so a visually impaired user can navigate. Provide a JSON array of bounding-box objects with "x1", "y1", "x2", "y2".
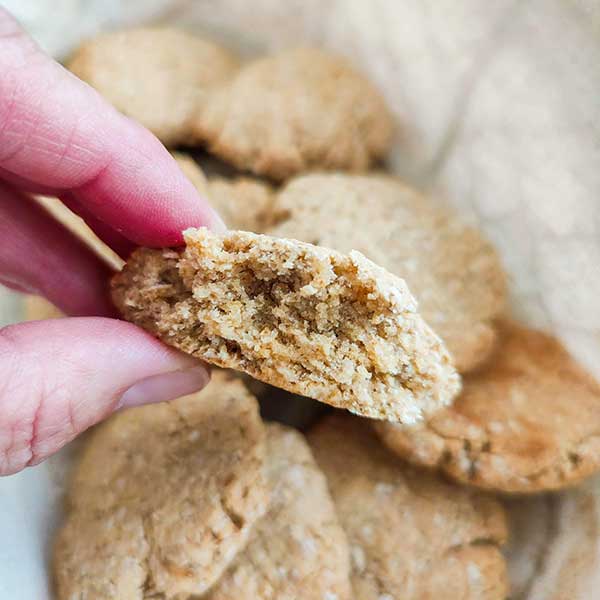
[
  {"x1": 53, "y1": 373, "x2": 268, "y2": 599},
  {"x1": 193, "y1": 47, "x2": 394, "y2": 180},
  {"x1": 111, "y1": 228, "x2": 460, "y2": 422},
  {"x1": 308, "y1": 415, "x2": 508, "y2": 600},
  {"x1": 205, "y1": 423, "x2": 352, "y2": 600},
  {"x1": 375, "y1": 322, "x2": 600, "y2": 492},
  {"x1": 270, "y1": 173, "x2": 507, "y2": 372},
  {"x1": 68, "y1": 28, "x2": 239, "y2": 146},
  {"x1": 173, "y1": 153, "x2": 277, "y2": 232}
]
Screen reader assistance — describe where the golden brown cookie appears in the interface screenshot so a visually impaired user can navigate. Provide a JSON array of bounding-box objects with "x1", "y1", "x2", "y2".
[
  {"x1": 205, "y1": 423, "x2": 352, "y2": 600},
  {"x1": 270, "y1": 173, "x2": 507, "y2": 372},
  {"x1": 375, "y1": 322, "x2": 600, "y2": 492},
  {"x1": 193, "y1": 47, "x2": 394, "y2": 180},
  {"x1": 68, "y1": 28, "x2": 239, "y2": 146},
  {"x1": 53, "y1": 373, "x2": 268, "y2": 599},
  {"x1": 111, "y1": 228, "x2": 460, "y2": 423},
  {"x1": 308, "y1": 415, "x2": 509, "y2": 600},
  {"x1": 23, "y1": 295, "x2": 63, "y2": 320},
  {"x1": 173, "y1": 152, "x2": 278, "y2": 232}
]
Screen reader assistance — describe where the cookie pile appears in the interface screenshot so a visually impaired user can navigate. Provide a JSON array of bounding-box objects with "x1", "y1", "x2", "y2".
[{"x1": 46, "y1": 26, "x2": 600, "y2": 599}]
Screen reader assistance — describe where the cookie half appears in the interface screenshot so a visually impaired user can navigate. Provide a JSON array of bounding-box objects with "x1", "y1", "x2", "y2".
[
  {"x1": 205, "y1": 423, "x2": 352, "y2": 600},
  {"x1": 111, "y1": 228, "x2": 460, "y2": 423},
  {"x1": 375, "y1": 322, "x2": 600, "y2": 492},
  {"x1": 193, "y1": 47, "x2": 394, "y2": 180},
  {"x1": 68, "y1": 27, "x2": 239, "y2": 146},
  {"x1": 270, "y1": 173, "x2": 507, "y2": 372},
  {"x1": 53, "y1": 373, "x2": 268, "y2": 599},
  {"x1": 308, "y1": 415, "x2": 509, "y2": 600}
]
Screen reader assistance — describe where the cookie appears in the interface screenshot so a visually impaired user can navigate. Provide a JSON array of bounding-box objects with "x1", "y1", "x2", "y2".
[
  {"x1": 68, "y1": 27, "x2": 239, "y2": 147},
  {"x1": 308, "y1": 415, "x2": 509, "y2": 600},
  {"x1": 53, "y1": 372, "x2": 268, "y2": 599},
  {"x1": 173, "y1": 153, "x2": 278, "y2": 232},
  {"x1": 375, "y1": 321, "x2": 600, "y2": 492},
  {"x1": 193, "y1": 47, "x2": 394, "y2": 180},
  {"x1": 23, "y1": 295, "x2": 63, "y2": 320},
  {"x1": 111, "y1": 228, "x2": 460, "y2": 422},
  {"x1": 205, "y1": 423, "x2": 352, "y2": 600},
  {"x1": 270, "y1": 173, "x2": 507, "y2": 372}
]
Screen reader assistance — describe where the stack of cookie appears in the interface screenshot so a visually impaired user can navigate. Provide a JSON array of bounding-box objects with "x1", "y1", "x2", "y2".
[{"x1": 42, "y1": 27, "x2": 600, "y2": 599}]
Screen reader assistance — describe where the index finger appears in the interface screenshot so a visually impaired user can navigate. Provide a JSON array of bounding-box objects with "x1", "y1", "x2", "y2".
[{"x1": 0, "y1": 9, "x2": 224, "y2": 247}]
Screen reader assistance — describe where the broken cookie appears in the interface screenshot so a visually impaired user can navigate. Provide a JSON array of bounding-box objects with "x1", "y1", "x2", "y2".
[{"x1": 111, "y1": 228, "x2": 460, "y2": 423}]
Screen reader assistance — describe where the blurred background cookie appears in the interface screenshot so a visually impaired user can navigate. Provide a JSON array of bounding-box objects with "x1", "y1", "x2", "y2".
[
  {"x1": 193, "y1": 47, "x2": 394, "y2": 180},
  {"x1": 205, "y1": 423, "x2": 352, "y2": 600},
  {"x1": 375, "y1": 322, "x2": 600, "y2": 493},
  {"x1": 308, "y1": 415, "x2": 509, "y2": 599},
  {"x1": 270, "y1": 173, "x2": 507, "y2": 372},
  {"x1": 68, "y1": 27, "x2": 239, "y2": 146},
  {"x1": 53, "y1": 374, "x2": 268, "y2": 599}
]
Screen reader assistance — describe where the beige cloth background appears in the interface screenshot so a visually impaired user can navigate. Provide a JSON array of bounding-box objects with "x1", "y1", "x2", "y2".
[{"x1": 1, "y1": 1, "x2": 599, "y2": 598}]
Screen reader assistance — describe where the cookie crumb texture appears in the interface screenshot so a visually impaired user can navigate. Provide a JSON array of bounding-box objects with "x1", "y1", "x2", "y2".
[
  {"x1": 112, "y1": 229, "x2": 460, "y2": 423},
  {"x1": 270, "y1": 174, "x2": 507, "y2": 372},
  {"x1": 205, "y1": 423, "x2": 352, "y2": 599},
  {"x1": 375, "y1": 322, "x2": 600, "y2": 492},
  {"x1": 52, "y1": 373, "x2": 268, "y2": 599},
  {"x1": 309, "y1": 416, "x2": 509, "y2": 600},
  {"x1": 68, "y1": 27, "x2": 239, "y2": 146},
  {"x1": 193, "y1": 47, "x2": 394, "y2": 180}
]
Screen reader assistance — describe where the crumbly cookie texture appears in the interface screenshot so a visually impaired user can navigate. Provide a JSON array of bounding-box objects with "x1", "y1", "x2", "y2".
[
  {"x1": 68, "y1": 27, "x2": 239, "y2": 146},
  {"x1": 205, "y1": 423, "x2": 352, "y2": 600},
  {"x1": 173, "y1": 153, "x2": 278, "y2": 232},
  {"x1": 192, "y1": 47, "x2": 394, "y2": 180},
  {"x1": 111, "y1": 228, "x2": 460, "y2": 423},
  {"x1": 308, "y1": 415, "x2": 509, "y2": 600},
  {"x1": 270, "y1": 173, "x2": 507, "y2": 372},
  {"x1": 375, "y1": 321, "x2": 600, "y2": 493},
  {"x1": 53, "y1": 373, "x2": 268, "y2": 600}
]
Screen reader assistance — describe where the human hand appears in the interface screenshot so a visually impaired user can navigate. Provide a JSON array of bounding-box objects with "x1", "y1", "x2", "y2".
[{"x1": 0, "y1": 8, "x2": 224, "y2": 476}]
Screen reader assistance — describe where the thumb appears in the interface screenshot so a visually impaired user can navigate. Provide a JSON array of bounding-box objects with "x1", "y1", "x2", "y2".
[{"x1": 0, "y1": 317, "x2": 209, "y2": 476}]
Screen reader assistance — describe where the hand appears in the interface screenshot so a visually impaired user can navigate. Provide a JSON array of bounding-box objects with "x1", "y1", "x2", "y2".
[{"x1": 0, "y1": 9, "x2": 224, "y2": 476}]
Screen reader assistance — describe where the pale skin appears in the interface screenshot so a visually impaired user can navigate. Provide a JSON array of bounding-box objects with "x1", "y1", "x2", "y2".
[{"x1": 0, "y1": 8, "x2": 225, "y2": 476}]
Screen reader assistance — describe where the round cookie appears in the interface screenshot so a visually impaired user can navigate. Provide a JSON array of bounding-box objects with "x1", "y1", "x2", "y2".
[
  {"x1": 173, "y1": 153, "x2": 277, "y2": 232},
  {"x1": 68, "y1": 27, "x2": 239, "y2": 147},
  {"x1": 205, "y1": 423, "x2": 352, "y2": 600},
  {"x1": 53, "y1": 372, "x2": 268, "y2": 599},
  {"x1": 375, "y1": 321, "x2": 600, "y2": 493},
  {"x1": 308, "y1": 415, "x2": 508, "y2": 600},
  {"x1": 270, "y1": 173, "x2": 507, "y2": 372},
  {"x1": 111, "y1": 228, "x2": 460, "y2": 423},
  {"x1": 193, "y1": 47, "x2": 394, "y2": 180}
]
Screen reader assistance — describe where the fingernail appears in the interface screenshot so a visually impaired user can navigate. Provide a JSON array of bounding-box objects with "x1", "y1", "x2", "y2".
[{"x1": 119, "y1": 366, "x2": 210, "y2": 409}]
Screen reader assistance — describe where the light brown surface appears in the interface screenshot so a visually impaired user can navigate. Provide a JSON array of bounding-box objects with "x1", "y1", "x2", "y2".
[
  {"x1": 375, "y1": 321, "x2": 600, "y2": 493},
  {"x1": 23, "y1": 295, "x2": 63, "y2": 320},
  {"x1": 53, "y1": 373, "x2": 268, "y2": 599},
  {"x1": 68, "y1": 27, "x2": 239, "y2": 146},
  {"x1": 308, "y1": 415, "x2": 508, "y2": 600},
  {"x1": 193, "y1": 47, "x2": 393, "y2": 180},
  {"x1": 173, "y1": 153, "x2": 278, "y2": 232},
  {"x1": 111, "y1": 228, "x2": 460, "y2": 423},
  {"x1": 206, "y1": 423, "x2": 352, "y2": 600},
  {"x1": 270, "y1": 173, "x2": 507, "y2": 372}
]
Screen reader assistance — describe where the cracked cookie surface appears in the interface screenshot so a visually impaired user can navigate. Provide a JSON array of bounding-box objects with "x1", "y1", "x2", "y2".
[
  {"x1": 270, "y1": 173, "x2": 507, "y2": 372},
  {"x1": 375, "y1": 322, "x2": 600, "y2": 492},
  {"x1": 111, "y1": 228, "x2": 460, "y2": 423},
  {"x1": 192, "y1": 47, "x2": 393, "y2": 180},
  {"x1": 68, "y1": 27, "x2": 239, "y2": 146},
  {"x1": 205, "y1": 423, "x2": 352, "y2": 600},
  {"x1": 308, "y1": 415, "x2": 508, "y2": 600},
  {"x1": 52, "y1": 372, "x2": 268, "y2": 599}
]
